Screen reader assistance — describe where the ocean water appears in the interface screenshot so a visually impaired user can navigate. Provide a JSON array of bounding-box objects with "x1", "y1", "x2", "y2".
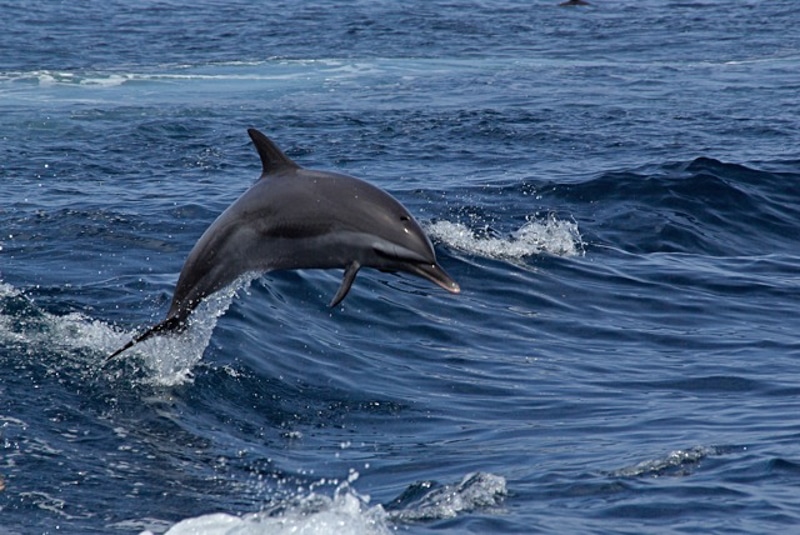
[{"x1": 2, "y1": 1, "x2": 800, "y2": 533}]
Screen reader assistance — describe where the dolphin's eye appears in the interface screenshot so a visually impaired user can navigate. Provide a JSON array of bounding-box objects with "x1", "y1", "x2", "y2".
[{"x1": 400, "y1": 215, "x2": 410, "y2": 222}]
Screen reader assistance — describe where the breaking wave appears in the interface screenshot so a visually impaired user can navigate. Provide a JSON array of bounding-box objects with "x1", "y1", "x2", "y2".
[
  {"x1": 428, "y1": 214, "x2": 584, "y2": 259},
  {"x1": 0, "y1": 276, "x2": 254, "y2": 387},
  {"x1": 148, "y1": 471, "x2": 506, "y2": 535}
]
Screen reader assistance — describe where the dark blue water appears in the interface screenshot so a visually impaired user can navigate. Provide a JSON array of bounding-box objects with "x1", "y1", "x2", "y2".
[{"x1": 2, "y1": 1, "x2": 800, "y2": 533}]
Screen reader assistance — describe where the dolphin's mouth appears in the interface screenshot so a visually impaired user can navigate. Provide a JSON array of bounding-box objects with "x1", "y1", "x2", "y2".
[
  {"x1": 408, "y1": 262, "x2": 461, "y2": 294},
  {"x1": 372, "y1": 243, "x2": 460, "y2": 295}
]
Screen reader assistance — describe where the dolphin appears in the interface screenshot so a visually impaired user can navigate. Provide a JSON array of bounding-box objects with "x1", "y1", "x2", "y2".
[{"x1": 106, "y1": 128, "x2": 460, "y2": 361}]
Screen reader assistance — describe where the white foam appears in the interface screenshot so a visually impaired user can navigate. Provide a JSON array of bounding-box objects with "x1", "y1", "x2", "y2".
[
  {"x1": 0, "y1": 281, "x2": 21, "y2": 298},
  {"x1": 154, "y1": 474, "x2": 391, "y2": 535},
  {"x1": 8, "y1": 67, "x2": 329, "y2": 89},
  {"x1": 612, "y1": 446, "x2": 717, "y2": 478},
  {"x1": 428, "y1": 214, "x2": 583, "y2": 260},
  {"x1": 387, "y1": 472, "x2": 507, "y2": 522},
  {"x1": 106, "y1": 274, "x2": 257, "y2": 386},
  {"x1": 143, "y1": 471, "x2": 506, "y2": 535},
  {"x1": 159, "y1": 494, "x2": 389, "y2": 535},
  {"x1": 0, "y1": 283, "x2": 126, "y2": 356},
  {"x1": 79, "y1": 73, "x2": 131, "y2": 87},
  {"x1": 0, "y1": 276, "x2": 254, "y2": 386}
]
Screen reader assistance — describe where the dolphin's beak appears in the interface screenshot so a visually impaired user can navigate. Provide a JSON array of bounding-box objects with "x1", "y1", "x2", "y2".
[{"x1": 409, "y1": 262, "x2": 461, "y2": 294}]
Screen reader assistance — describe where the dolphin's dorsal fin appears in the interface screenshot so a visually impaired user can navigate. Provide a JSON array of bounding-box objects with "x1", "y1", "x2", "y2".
[
  {"x1": 247, "y1": 128, "x2": 300, "y2": 176},
  {"x1": 329, "y1": 261, "x2": 361, "y2": 307}
]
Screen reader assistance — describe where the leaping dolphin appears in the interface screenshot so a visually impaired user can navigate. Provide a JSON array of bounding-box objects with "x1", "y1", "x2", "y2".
[{"x1": 107, "y1": 128, "x2": 460, "y2": 361}]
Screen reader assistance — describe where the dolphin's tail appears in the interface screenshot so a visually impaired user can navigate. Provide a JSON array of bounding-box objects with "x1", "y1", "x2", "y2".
[{"x1": 105, "y1": 314, "x2": 185, "y2": 362}]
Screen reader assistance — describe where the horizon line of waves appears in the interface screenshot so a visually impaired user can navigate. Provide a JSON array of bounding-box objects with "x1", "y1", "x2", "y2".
[
  {"x1": 428, "y1": 214, "x2": 584, "y2": 260},
  {"x1": 148, "y1": 471, "x2": 506, "y2": 535},
  {"x1": 0, "y1": 69, "x2": 323, "y2": 89}
]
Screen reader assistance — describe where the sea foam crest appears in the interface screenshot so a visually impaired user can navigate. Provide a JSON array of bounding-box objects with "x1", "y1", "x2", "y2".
[
  {"x1": 611, "y1": 445, "x2": 719, "y2": 478},
  {"x1": 386, "y1": 471, "x2": 507, "y2": 522},
  {"x1": 0, "y1": 280, "x2": 122, "y2": 356},
  {"x1": 106, "y1": 274, "x2": 257, "y2": 386},
  {"x1": 0, "y1": 276, "x2": 253, "y2": 387},
  {"x1": 428, "y1": 214, "x2": 583, "y2": 259},
  {"x1": 148, "y1": 471, "x2": 506, "y2": 535},
  {"x1": 156, "y1": 489, "x2": 389, "y2": 535}
]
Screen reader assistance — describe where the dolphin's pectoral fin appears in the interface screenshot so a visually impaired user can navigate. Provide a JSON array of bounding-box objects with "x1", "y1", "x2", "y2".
[
  {"x1": 329, "y1": 261, "x2": 361, "y2": 308},
  {"x1": 105, "y1": 314, "x2": 186, "y2": 363}
]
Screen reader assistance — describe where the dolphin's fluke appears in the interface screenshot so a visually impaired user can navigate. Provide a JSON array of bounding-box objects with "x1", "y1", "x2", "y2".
[
  {"x1": 247, "y1": 128, "x2": 299, "y2": 176},
  {"x1": 105, "y1": 314, "x2": 184, "y2": 362},
  {"x1": 329, "y1": 261, "x2": 361, "y2": 308}
]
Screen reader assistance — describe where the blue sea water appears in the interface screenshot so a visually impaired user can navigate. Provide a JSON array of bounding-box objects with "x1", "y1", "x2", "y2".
[{"x1": 2, "y1": 0, "x2": 800, "y2": 533}]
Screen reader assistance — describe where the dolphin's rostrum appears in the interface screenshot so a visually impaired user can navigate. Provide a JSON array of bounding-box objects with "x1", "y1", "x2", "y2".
[{"x1": 107, "y1": 129, "x2": 460, "y2": 360}]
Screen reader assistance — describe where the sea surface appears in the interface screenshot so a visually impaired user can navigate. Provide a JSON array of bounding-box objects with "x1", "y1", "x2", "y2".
[{"x1": 2, "y1": 1, "x2": 800, "y2": 533}]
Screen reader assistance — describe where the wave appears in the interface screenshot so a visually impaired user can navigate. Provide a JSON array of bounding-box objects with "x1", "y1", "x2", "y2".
[
  {"x1": 0, "y1": 276, "x2": 252, "y2": 387},
  {"x1": 103, "y1": 275, "x2": 260, "y2": 386},
  {"x1": 0, "y1": 68, "x2": 321, "y2": 89},
  {"x1": 0, "y1": 280, "x2": 123, "y2": 361},
  {"x1": 0, "y1": 58, "x2": 439, "y2": 91},
  {"x1": 548, "y1": 157, "x2": 800, "y2": 256},
  {"x1": 610, "y1": 445, "x2": 722, "y2": 479},
  {"x1": 151, "y1": 471, "x2": 506, "y2": 535},
  {"x1": 428, "y1": 215, "x2": 584, "y2": 260},
  {"x1": 10, "y1": 53, "x2": 762, "y2": 94}
]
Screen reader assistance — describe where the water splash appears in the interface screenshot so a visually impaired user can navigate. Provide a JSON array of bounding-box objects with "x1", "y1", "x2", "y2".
[
  {"x1": 157, "y1": 492, "x2": 390, "y2": 535},
  {"x1": 105, "y1": 274, "x2": 257, "y2": 386},
  {"x1": 0, "y1": 281, "x2": 122, "y2": 357},
  {"x1": 146, "y1": 471, "x2": 506, "y2": 535},
  {"x1": 611, "y1": 445, "x2": 719, "y2": 478},
  {"x1": 386, "y1": 472, "x2": 507, "y2": 522},
  {"x1": 428, "y1": 215, "x2": 583, "y2": 260},
  {"x1": 154, "y1": 471, "x2": 389, "y2": 535},
  {"x1": 0, "y1": 276, "x2": 255, "y2": 387}
]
